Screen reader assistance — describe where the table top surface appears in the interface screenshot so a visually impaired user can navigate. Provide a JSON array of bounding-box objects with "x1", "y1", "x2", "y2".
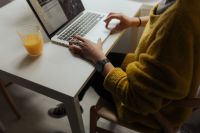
[{"x1": 0, "y1": 0, "x2": 142, "y2": 99}]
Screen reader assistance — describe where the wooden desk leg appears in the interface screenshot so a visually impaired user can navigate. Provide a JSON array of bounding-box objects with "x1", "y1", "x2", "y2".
[
  {"x1": 64, "y1": 97, "x2": 85, "y2": 133},
  {"x1": 0, "y1": 81, "x2": 21, "y2": 119}
]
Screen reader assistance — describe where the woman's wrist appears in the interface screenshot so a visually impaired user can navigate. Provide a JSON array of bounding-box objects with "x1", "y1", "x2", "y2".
[
  {"x1": 130, "y1": 17, "x2": 141, "y2": 27},
  {"x1": 102, "y1": 62, "x2": 114, "y2": 77},
  {"x1": 130, "y1": 16, "x2": 149, "y2": 27},
  {"x1": 91, "y1": 51, "x2": 115, "y2": 76},
  {"x1": 93, "y1": 54, "x2": 107, "y2": 65},
  {"x1": 139, "y1": 16, "x2": 150, "y2": 26},
  {"x1": 137, "y1": 17, "x2": 142, "y2": 27}
]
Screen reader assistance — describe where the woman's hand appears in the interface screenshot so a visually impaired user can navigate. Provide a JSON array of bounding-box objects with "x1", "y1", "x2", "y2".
[
  {"x1": 104, "y1": 12, "x2": 140, "y2": 34},
  {"x1": 68, "y1": 35, "x2": 106, "y2": 64}
]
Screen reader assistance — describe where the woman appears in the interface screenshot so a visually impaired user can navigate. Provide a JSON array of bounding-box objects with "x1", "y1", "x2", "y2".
[{"x1": 50, "y1": 0, "x2": 200, "y2": 132}]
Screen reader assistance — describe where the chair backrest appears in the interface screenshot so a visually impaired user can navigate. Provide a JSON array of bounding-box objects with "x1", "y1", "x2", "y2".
[{"x1": 153, "y1": 96, "x2": 200, "y2": 133}]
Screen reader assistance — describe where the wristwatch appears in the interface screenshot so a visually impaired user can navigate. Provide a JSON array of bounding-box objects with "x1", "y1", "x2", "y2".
[{"x1": 95, "y1": 58, "x2": 110, "y2": 73}]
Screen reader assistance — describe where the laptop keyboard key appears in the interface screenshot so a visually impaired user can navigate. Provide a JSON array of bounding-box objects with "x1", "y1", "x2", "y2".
[{"x1": 58, "y1": 12, "x2": 103, "y2": 40}]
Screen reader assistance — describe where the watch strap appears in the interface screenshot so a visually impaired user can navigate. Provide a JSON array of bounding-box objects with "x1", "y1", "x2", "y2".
[
  {"x1": 100, "y1": 58, "x2": 110, "y2": 65},
  {"x1": 95, "y1": 58, "x2": 110, "y2": 73}
]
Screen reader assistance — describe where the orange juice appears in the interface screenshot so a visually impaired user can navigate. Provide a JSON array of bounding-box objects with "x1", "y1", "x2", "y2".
[{"x1": 23, "y1": 34, "x2": 43, "y2": 56}]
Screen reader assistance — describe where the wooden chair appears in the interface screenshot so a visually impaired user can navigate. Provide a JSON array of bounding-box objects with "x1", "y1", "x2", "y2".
[
  {"x1": 0, "y1": 80, "x2": 21, "y2": 119},
  {"x1": 90, "y1": 96, "x2": 200, "y2": 133},
  {"x1": 0, "y1": 120, "x2": 6, "y2": 133}
]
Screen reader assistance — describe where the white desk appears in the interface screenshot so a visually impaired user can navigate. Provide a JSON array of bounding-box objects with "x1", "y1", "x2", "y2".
[{"x1": 0, "y1": 0, "x2": 141, "y2": 132}]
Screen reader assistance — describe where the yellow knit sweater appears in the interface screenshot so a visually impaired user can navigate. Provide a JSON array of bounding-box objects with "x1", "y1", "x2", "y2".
[{"x1": 103, "y1": 0, "x2": 200, "y2": 132}]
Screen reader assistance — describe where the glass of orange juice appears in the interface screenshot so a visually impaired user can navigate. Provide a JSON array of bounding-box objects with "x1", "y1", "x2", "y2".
[{"x1": 18, "y1": 25, "x2": 44, "y2": 56}]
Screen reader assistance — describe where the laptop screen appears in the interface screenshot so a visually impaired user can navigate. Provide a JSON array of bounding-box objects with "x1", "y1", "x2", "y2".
[{"x1": 27, "y1": 0, "x2": 84, "y2": 36}]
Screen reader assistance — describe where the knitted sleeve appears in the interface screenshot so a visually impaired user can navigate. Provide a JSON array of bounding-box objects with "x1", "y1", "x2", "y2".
[
  {"x1": 103, "y1": 12, "x2": 193, "y2": 114},
  {"x1": 121, "y1": 53, "x2": 136, "y2": 71}
]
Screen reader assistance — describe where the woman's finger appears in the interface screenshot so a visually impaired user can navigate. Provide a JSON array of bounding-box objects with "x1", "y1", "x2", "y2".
[
  {"x1": 104, "y1": 15, "x2": 121, "y2": 23},
  {"x1": 69, "y1": 44, "x2": 82, "y2": 55},
  {"x1": 110, "y1": 24, "x2": 121, "y2": 34},
  {"x1": 97, "y1": 38, "x2": 103, "y2": 49},
  {"x1": 97, "y1": 38, "x2": 102, "y2": 45},
  {"x1": 105, "y1": 12, "x2": 120, "y2": 21},
  {"x1": 105, "y1": 12, "x2": 115, "y2": 20},
  {"x1": 107, "y1": 12, "x2": 115, "y2": 16},
  {"x1": 73, "y1": 35, "x2": 89, "y2": 42},
  {"x1": 104, "y1": 15, "x2": 121, "y2": 29}
]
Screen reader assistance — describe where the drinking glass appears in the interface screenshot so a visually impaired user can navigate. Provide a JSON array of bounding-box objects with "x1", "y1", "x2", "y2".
[{"x1": 18, "y1": 25, "x2": 44, "y2": 56}]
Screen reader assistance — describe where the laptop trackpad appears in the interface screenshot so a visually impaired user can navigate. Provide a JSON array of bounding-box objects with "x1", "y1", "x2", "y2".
[{"x1": 84, "y1": 21, "x2": 110, "y2": 43}]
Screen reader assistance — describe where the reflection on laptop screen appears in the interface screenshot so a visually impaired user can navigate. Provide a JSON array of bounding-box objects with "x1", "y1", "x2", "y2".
[{"x1": 29, "y1": 0, "x2": 84, "y2": 35}]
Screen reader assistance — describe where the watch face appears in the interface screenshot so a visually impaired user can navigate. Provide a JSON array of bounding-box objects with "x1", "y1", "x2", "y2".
[
  {"x1": 95, "y1": 58, "x2": 110, "y2": 73},
  {"x1": 95, "y1": 62, "x2": 103, "y2": 72}
]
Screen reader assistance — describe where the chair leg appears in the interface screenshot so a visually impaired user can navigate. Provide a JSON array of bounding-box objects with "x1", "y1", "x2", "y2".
[
  {"x1": 90, "y1": 106, "x2": 100, "y2": 133},
  {"x1": 0, "y1": 81, "x2": 21, "y2": 119},
  {"x1": 0, "y1": 120, "x2": 5, "y2": 133}
]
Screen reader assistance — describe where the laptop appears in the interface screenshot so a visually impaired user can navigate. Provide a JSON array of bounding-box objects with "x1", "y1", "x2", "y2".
[{"x1": 26, "y1": 0, "x2": 110, "y2": 46}]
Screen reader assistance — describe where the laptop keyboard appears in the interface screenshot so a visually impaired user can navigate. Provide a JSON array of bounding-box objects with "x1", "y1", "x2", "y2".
[{"x1": 58, "y1": 12, "x2": 104, "y2": 42}]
